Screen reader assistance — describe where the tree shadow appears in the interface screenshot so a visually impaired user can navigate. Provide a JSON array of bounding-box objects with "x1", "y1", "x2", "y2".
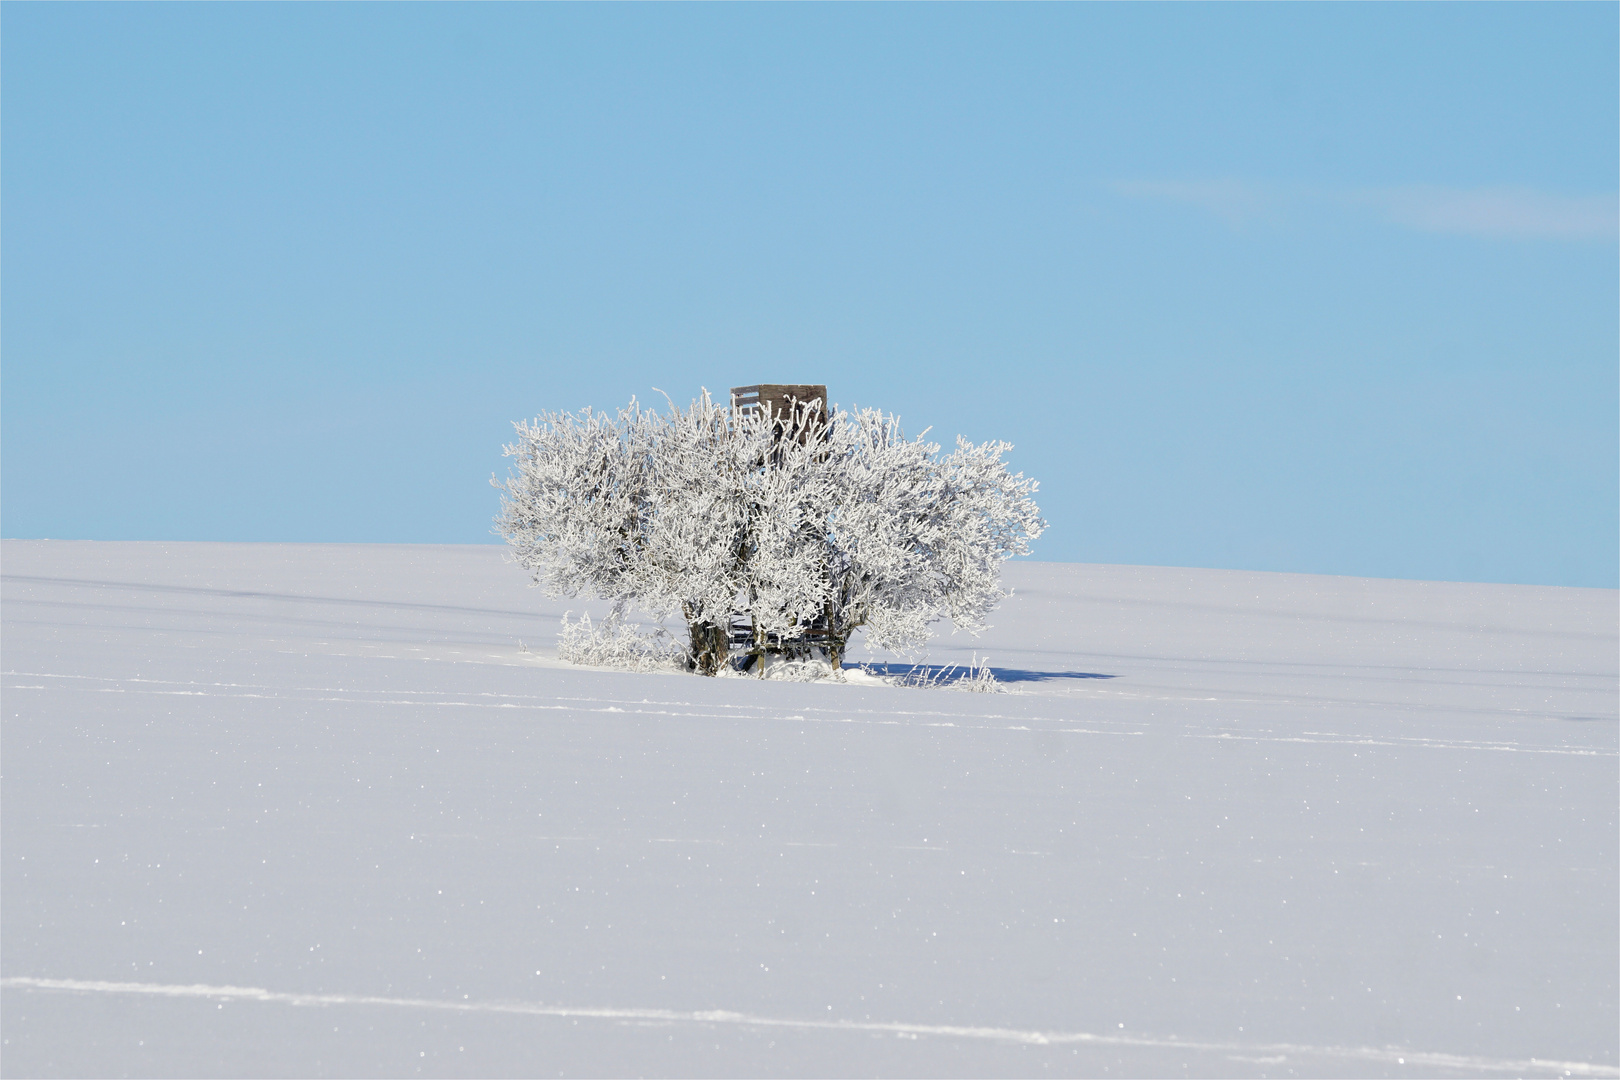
[
  {"x1": 859, "y1": 662, "x2": 1117, "y2": 684},
  {"x1": 988, "y1": 667, "x2": 1119, "y2": 683}
]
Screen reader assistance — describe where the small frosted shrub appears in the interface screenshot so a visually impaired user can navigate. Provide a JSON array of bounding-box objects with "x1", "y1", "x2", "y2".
[
  {"x1": 557, "y1": 611, "x2": 686, "y2": 673},
  {"x1": 948, "y1": 655, "x2": 1006, "y2": 694},
  {"x1": 877, "y1": 655, "x2": 1005, "y2": 693}
]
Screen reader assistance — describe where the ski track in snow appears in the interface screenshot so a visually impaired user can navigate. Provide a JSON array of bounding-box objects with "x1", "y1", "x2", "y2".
[
  {"x1": 3, "y1": 670, "x2": 1609, "y2": 756},
  {"x1": 4, "y1": 977, "x2": 1615, "y2": 1078}
]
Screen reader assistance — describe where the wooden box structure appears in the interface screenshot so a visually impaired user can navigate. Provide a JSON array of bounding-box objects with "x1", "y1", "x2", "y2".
[
  {"x1": 730, "y1": 384, "x2": 827, "y2": 442},
  {"x1": 720, "y1": 383, "x2": 835, "y2": 671}
]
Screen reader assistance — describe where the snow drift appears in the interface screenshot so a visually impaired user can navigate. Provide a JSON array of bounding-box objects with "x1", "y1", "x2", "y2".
[{"x1": 2, "y1": 541, "x2": 1614, "y2": 1077}]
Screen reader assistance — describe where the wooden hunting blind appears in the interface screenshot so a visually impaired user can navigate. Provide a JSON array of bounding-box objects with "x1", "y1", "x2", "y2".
[
  {"x1": 704, "y1": 383, "x2": 835, "y2": 672},
  {"x1": 731, "y1": 384, "x2": 827, "y2": 444}
]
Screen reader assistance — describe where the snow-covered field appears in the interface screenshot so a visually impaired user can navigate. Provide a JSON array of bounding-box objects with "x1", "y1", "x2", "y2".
[{"x1": 2, "y1": 540, "x2": 1615, "y2": 1078}]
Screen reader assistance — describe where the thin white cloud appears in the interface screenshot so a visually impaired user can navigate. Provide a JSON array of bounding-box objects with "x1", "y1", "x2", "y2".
[
  {"x1": 1359, "y1": 186, "x2": 1618, "y2": 241},
  {"x1": 1114, "y1": 179, "x2": 1618, "y2": 241}
]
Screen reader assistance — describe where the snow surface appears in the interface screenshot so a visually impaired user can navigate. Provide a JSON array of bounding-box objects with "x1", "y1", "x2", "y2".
[{"x1": 2, "y1": 540, "x2": 1615, "y2": 1078}]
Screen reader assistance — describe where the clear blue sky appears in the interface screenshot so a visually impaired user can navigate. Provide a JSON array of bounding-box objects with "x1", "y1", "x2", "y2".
[{"x1": 4, "y1": 3, "x2": 1616, "y2": 587}]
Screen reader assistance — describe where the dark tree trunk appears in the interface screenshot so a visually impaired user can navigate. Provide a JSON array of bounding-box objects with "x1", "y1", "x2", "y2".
[
  {"x1": 687, "y1": 620, "x2": 729, "y2": 676},
  {"x1": 824, "y1": 599, "x2": 845, "y2": 671}
]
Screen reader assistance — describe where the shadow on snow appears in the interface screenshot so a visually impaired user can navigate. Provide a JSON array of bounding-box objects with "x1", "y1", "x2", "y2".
[{"x1": 858, "y1": 662, "x2": 1118, "y2": 684}]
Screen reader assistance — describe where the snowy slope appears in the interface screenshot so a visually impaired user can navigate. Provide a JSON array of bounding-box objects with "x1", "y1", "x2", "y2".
[{"x1": 2, "y1": 541, "x2": 1615, "y2": 1078}]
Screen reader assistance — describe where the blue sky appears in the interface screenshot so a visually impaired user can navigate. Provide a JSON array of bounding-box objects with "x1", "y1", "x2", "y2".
[{"x1": 4, "y1": 4, "x2": 1616, "y2": 587}]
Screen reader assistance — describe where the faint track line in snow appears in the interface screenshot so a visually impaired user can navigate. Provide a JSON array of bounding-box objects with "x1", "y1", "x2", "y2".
[
  {"x1": 0, "y1": 574, "x2": 545, "y2": 620},
  {"x1": 5, "y1": 672, "x2": 1610, "y2": 755},
  {"x1": 1077, "y1": 684, "x2": 1619, "y2": 723},
  {"x1": 1189, "y1": 731, "x2": 1612, "y2": 756},
  {"x1": 2, "y1": 977, "x2": 1613, "y2": 1078},
  {"x1": 23, "y1": 666, "x2": 1600, "y2": 728}
]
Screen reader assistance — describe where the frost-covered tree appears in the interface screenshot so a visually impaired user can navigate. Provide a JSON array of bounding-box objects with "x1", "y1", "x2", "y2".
[
  {"x1": 492, "y1": 400, "x2": 656, "y2": 610},
  {"x1": 494, "y1": 391, "x2": 1044, "y2": 675},
  {"x1": 497, "y1": 394, "x2": 731, "y2": 672},
  {"x1": 805, "y1": 410, "x2": 1046, "y2": 668}
]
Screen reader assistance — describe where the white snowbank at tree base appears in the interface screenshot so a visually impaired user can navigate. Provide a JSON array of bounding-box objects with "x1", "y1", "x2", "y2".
[{"x1": 2, "y1": 540, "x2": 1614, "y2": 1078}]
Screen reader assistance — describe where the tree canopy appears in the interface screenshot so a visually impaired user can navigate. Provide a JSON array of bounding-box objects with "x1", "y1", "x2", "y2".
[{"x1": 494, "y1": 391, "x2": 1044, "y2": 675}]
